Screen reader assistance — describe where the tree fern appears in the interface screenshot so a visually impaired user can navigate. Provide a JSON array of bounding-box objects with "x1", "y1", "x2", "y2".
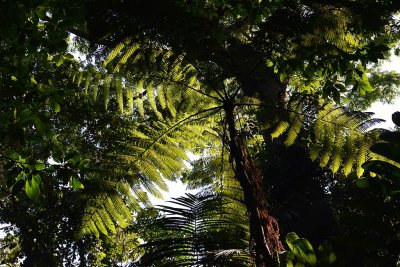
[
  {"x1": 114, "y1": 43, "x2": 140, "y2": 73},
  {"x1": 270, "y1": 96, "x2": 384, "y2": 177},
  {"x1": 67, "y1": 97, "x2": 216, "y2": 239},
  {"x1": 134, "y1": 80, "x2": 145, "y2": 117},
  {"x1": 125, "y1": 85, "x2": 134, "y2": 114},
  {"x1": 139, "y1": 192, "x2": 251, "y2": 266},
  {"x1": 103, "y1": 74, "x2": 111, "y2": 110},
  {"x1": 300, "y1": 6, "x2": 362, "y2": 54},
  {"x1": 59, "y1": 36, "x2": 214, "y2": 120},
  {"x1": 103, "y1": 38, "x2": 131, "y2": 67},
  {"x1": 145, "y1": 82, "x2": 163, "y2": 119},
  {"x1": 115, "y1": 77, "x2": 124, "y2": 113},
  {"x1": 76, "y1": 180, "x2": 143, "y2": 238}
]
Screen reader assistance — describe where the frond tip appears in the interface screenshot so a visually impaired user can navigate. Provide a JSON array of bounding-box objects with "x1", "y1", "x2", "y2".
[{"x1": 76, "y1": 180, "x2": 141, "y2": 239}]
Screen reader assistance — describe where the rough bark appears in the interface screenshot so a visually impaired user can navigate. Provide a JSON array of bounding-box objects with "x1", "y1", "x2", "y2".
[{"x1": 224, "y1": 100, "x2": 284, "y2": 266}]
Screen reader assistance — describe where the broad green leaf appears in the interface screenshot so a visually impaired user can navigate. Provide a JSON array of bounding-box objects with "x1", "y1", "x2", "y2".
[
  {"x1": 35, "y1": 6, "x2": 47, "y2": 19},
  {"x1": 25, "y1": 175, "x2": 42, "y2": 201},
  {"x1": 32, "y1": 174, "x2": 42, "y2": 186},
  {"x1": 30, "y1": 77, "x2": 38, "y2": 85},
  {"x1": 286, "y1": 232, "x2": 300, "y2": 251},
  {"x1": 53, "y1": 102, "x2": 61, "y2": 113},
  {"x1": 71, "y1": 177, "x2": 84, "y2": 190},
  {"x1": 286, "y1": 232, "x2": 317, "y2": 266},
  {"x1": 33, "y1": 116, "x2": 50, "y2": 136},
  {"x1": 8, "y1": 151, "x2": 20, "y2": 160},
  {"x1": 16, "y1": 172, "x2": 26, "y2": 181},
  {"x1": 355, "y1": 178, "x2": 370, "y2": 189},
  {"x1": 67, "y1": 154, "x2": 81, "y2": 165},
  {"x1": 34, "y1": 161, "x2": 46, "y2": 171},
  {"x1": 64, "y1": 53, "x2": 74, "y2": 60},
  {"x1": 356, "y1": 78, "x2": 373, "y2": 94},
  {"x1": 271, "y1": 121, "x2": 290, "y2": 139}
]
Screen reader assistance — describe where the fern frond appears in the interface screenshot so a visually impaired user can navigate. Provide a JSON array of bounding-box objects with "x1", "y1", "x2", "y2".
[
  {"x1": 271, "y1": 121, "x2": 290, "y2": 140},
  {"x1": 164, "y1": 86, "x2": 177, "y2": 117},
  {"x1": 115, "y1": 77, "x2": 124, "y2": 113},
  {"x1": 342, "y1": 135, "x2": 356, "y2": 176},
  {"x1": 84, "y1": 71, "x2": 91, "y2": 95},
  {"x1": 76, "y1": 180, "x2": 141, "y2": 239},
  {"x1": 114, "y1": 43, "x2": 140, "y2": 72},
  {"x1": 331, "y1": 136, "x2": 343, "y2": 173},
  {"x1": 157, "y1": 85, "x2": 167, "y2": 110},
  {"x1": 93, "y1": 212, "x2": 108, "y2": 235},
  {"x1": 76, "y1": 71, "x2": 83, "y2": 87},
  {"x1": 135, "y1": 80, "x2": 145, "y2": 117},
  {"x1": 356, "y1": 140, "x2": 368, "y2": 177},
  {"x1": 97, "y1": 208, "x2": 116, "y2": 234},
  {"x1": 270, "y1": 96, "x2": 383, "y2": 176},
  {"x1": 284, "y1": 115, "x2": 303, "y2": 146},
  {"x1": 139, "y1": 192, "x2": 250, "y2": 266},
  {"x1": 126, "y1": 85, "x2": 134, "y2": 113},
  {"x1": 146, "y1": 82, "x2": 163, "y2": 119},
  {"x1": 103, "y1": 74, "x2": 111, "y2": 110},
  {"x1": 103, "y1": 38, "x2": 131, "y2": 67}
]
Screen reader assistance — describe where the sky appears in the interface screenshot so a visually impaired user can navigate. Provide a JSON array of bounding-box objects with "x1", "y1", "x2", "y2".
[
  {"x1": 368, "y1": 54, "x2": 400, "y2": 129},
  {"x1": 148, "y1": 156, "x2": 199, "y2": 206}
]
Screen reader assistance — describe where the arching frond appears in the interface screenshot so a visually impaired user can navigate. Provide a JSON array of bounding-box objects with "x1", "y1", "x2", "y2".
[
  {"x1": 76, "y1": 180, "x2": 144, "y2": 238},
  {"x1": 139, "y1": 192, "x2": 251, "y2": 266},
  {"x1": 60, "y1": 38, "x2": 220, "y2": 120},
  {"x1": 300, "y1": 6, "x2": 362, "y2": 53},
  {"x1": 271, "y1": 97, "x2": 384, "y2": 177}
]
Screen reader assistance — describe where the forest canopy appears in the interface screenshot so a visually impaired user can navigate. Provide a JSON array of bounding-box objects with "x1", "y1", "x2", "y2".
[{"x1": 1, "y1": 1, "x2": 400, "y2": 266}]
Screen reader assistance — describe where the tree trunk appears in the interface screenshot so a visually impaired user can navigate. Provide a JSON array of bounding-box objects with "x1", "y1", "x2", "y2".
[{"x1": 224, "y1": 101, "x2": 284, "y2": 266}]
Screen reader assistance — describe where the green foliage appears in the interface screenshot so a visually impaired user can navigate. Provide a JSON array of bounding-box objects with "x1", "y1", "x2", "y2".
[
  {"x1": 139, "y1": 192, "x2": 251, "y2": 266},
  {"x1": 96, "y1": 229, "x2": 143, "y2": 266},
  {"x1": 358, "y1": 111, "x2": 400, "y2": 198},
  {"x1": 61, "y1": 39, "x2": 207, "y2": 118},
  {"x1": 279, "y1": 232, "x2": 336, "y2": 267},
  {"x1": 271, "y1": 97, "x2": 383, "y2": 177},
  {"x1": 0, "y1": 232, "x2": 21, "y2": 266},
  {"x1": 77, "y1": 180, "x2": 136, "y2": 238},
  {"x1": 329, "y1": 112, "x2": 400, "y2": 266},
  {"x1": 345, "y1": 70, "x2": 400, "y2": 110}
]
